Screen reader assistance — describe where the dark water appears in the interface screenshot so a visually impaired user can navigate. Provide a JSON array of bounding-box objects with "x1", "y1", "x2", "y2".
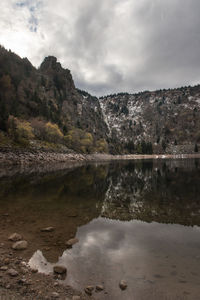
[{"x1": 1, "y1": 159, "x2": 200, "y2": 299}]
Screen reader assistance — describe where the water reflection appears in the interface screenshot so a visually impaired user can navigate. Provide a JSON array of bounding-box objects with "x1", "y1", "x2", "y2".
[
  {"x1": 1, "y1": 159, "x2": 200, "y2": 299},
  {"x1": 30, "y1": 218, "x2": 200, "y2": 299}
]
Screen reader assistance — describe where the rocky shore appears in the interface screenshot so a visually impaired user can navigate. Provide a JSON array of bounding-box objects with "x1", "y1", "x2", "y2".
[
  {"x1": 0, "y1": 238, "x2": 93, "y2": 300},
  {"x1": 1, "y1": 148, "x2": 200, "y2": 168}
]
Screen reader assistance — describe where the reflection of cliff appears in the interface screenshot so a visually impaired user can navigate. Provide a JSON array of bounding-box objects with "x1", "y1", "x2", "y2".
[
  {"x1": 1, "y1": 159, "x2": 200, "y2": 263},
  {"x1": 101, "y1": 160, "x2": 200, "y2": 226}
]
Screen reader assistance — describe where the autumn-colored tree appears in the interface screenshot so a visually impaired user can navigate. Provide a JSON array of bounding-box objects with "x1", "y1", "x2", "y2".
[{"x1": 45, "y1": 122, "x2": 64, "y2": 143}]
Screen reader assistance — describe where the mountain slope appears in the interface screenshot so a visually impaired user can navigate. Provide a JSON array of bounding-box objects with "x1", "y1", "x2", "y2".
[
  {"x1": 100, "y1": 86, "x2": 200, "y2": 154},
  {"x1": 0, "y1": 45, "x2": 199, "y2": 154}
]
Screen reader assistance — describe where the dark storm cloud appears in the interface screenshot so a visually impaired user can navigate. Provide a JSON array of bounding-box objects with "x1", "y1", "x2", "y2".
[{"x1": 1, "y1": 0, "x2": 200, "y2": 96}]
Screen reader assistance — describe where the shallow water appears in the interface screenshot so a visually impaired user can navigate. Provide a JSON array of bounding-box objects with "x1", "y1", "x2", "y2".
[{"x1": 1, "y1": 159, "x2": 200, "y2": 299}]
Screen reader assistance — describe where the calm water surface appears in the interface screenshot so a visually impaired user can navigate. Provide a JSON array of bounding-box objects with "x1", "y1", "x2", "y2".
[{"x1": 1, "y1": 159, "x2": 200, "y2": 299}]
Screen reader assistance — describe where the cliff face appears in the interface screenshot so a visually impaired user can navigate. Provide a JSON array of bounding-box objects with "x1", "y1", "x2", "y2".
[
  {"x1": 0, "y1": 45, "x2": 200, "y2": 154},
  {"x1": 100, "y1": 86, "x2": 200, "y2": 153}
]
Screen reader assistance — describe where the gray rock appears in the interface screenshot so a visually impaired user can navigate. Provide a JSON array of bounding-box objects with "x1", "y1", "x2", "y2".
[
  {"x1": 7, "y1": 268, "x2": 18, "y2": 277},
  {"x1": 41, "y1": 227, "x2": 54, "y2": 232},
  {"x1": 12, "y1": 240, "x2": 28, "y2": 250},
  {"x1": 53, "y1": 265, "x2": 67, "y2": 274},
  {"x1": 119, "y1": 280, "x2": 127, "y2": 290},
  {"x1": 65, "y1": 238, "x2": 79, "y2": 247},
  {"x1": 8, "y1": 233, "x2": 22, "y2": 242}
]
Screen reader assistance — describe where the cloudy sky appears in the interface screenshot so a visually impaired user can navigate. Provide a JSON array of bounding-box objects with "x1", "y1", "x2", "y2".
[{"x1": 0, "y1": 0, "x2": 200, "y2": 96}]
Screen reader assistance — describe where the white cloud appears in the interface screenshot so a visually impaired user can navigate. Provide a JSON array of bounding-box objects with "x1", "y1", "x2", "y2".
[{"x1": 1, "y1": 0, "x2": 200, "y2": 96}]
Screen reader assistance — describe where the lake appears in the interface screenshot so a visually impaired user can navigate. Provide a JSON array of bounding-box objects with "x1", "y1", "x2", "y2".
[{"x1": 0, "y1": 159, "x2": 200, "y2": 299}]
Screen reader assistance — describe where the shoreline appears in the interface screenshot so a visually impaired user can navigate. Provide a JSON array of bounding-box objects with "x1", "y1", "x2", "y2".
[{"x1": 1, "y1": 149, "x2": 200, "y2": 167}]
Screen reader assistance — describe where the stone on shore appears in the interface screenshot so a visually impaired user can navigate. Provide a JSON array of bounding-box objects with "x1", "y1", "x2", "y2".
[{"x1": 12, "y1": 240, "x2": 28, "y2": 250}]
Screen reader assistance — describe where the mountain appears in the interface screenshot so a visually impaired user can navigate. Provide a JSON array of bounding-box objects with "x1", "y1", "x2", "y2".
[
  {"x1": 0, "y1": 45, "x2": 199, "y2": 154},
  {"x1": 99, "y1": 86, "x2": 200, "y2": 154}
]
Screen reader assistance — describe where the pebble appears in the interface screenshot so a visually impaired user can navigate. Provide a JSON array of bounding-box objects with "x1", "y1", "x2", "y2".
[
  {"x1": 54, "y1": 282, "x2": 59, "y2": 287},
  {"x1": 51, "y1": 292, "x2": 59, "y2": 298},
  {"x1": 41, "y1": 227, "x2": 54, "y2": 232},
  {"x1": 8, "y1": 233, "x2": 22, "y2": 242},
  {"x1": 0, "y1": 266, "x2": 8, "y2": 271},
  {"x1": 12, "y1": 240, "x2": 28, "y2": 250},
  {"x1": 119, "y1": 280, "x2": 127, "y2": 290},
  {"x1": 7, "y1": 268, "x2": 18, "y2": 277},
  {"x1": 4, "y1": 258, "x2": 10, "y2": 265},
  {"x1": 96, "y1": 285, "x2": 104, "y2": 291},
  {"x1": 65, "y1": 238, "x2": 79, "y2": 247},
  {"x1": 31, "y1": 267, "x2": 38, "y2": 273},
  {"x1": 85, "y1": 286, "x2": 94, "y2": 295},
  {"x1": 72, "y1": 296, "x2": 81, "y2": 300}
]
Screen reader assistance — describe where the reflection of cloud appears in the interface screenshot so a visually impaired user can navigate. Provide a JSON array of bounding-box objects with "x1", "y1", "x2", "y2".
[{"x1": 29, "y1": 218, "x2": 200, "y2": 298}]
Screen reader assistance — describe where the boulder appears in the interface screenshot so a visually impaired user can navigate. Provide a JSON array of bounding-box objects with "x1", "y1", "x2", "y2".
[{"x1": 12, "y1": 240, "x2": 28, "y2": 250}]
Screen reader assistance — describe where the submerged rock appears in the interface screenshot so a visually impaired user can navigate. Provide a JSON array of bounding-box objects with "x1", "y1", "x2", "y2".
[
  {"x1": 12, "y1": 240, "x2": 28, "y2": 250},
  {"x1": 65, "y1": 238, "x2": 79, "y2": 248},
  {"x1": 119, "y1": 280, "x2": 127, "y2": 290},
  {"x1": 8, "y1": 233, "x2": 22, "y2": 242},
  {"x1": 85, "y1": 286, "x2": 94, "y2": 295},
  {"x1": 96, "y1": 285, "x2": 104, "y2": 291},
  {"x1": 53, "y1": 265, "x2": 67, "y2": 275}
]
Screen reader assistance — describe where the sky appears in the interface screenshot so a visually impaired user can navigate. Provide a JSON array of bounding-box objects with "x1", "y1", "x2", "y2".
[{"x1": 0, "y1": 0, "x2": 200, "y2": 96}]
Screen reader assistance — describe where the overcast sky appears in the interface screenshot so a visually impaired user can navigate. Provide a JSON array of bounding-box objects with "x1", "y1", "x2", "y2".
[{"x1": 0, "y1": 0, "x2": 200, "y2": 96}]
